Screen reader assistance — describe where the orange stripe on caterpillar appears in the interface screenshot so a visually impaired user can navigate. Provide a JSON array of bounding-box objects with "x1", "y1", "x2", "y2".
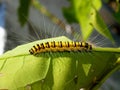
[{"x1": 29, "y1": 41, "x2": 92, "y2": 55}]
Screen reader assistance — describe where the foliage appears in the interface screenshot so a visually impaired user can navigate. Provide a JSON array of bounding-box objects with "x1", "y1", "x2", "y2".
[
  {"x1": 4, "y1": 0, "x2": 120, "y2": 90},
  {"x1": 63, "y1": 0, "x2": 114, "y2": 41},
  {"x1": 18, "y1": 0, "x2": 31, "y2": 26},
  {"x1": 113, "y1": 0, "x2": 120, "y2": 24},
  {"x1": 17, "y1": 0, "x2": 115, "y2": 42},
  {"x1": 0, "y1": 36, "x2": 120, "y2": 90}
]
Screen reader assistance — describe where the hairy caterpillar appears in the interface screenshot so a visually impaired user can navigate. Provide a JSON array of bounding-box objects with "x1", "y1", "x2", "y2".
[{"x1": 29, "y1": 41, "x2": 92, "y2": 55}]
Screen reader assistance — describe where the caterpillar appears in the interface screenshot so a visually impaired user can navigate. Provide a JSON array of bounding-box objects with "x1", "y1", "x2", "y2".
[{"x1": 29, "y1": 41, "x2": 92, "y2": 55}]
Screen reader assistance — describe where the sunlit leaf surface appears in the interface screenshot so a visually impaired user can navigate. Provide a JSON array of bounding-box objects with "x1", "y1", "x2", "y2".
[
  {"x1": 0, "y1": 36, "x2": 119, "y2": 90},
  {"x1": 63, "y1": 0, "x2": 114, "y2": 42}
]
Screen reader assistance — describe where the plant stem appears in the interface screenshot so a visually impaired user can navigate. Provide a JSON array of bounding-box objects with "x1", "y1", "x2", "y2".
[
  {"x1": 93, "y1": 47, "x2": 120, "y2": 53},
  {"x1": 31, "y1": 0, "x2": 75, "y2": 35},
  {"x1": 92, "y1": 64, "x2": 120, "y2": 90}
]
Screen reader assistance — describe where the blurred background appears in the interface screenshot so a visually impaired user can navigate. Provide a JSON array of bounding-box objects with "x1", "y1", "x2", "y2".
[{"x1": 1, "y1": 0, "x2": 120, "y2": 90}]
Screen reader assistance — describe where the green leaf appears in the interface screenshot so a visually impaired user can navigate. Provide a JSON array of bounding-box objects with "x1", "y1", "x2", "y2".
[
  {"x1": 63, "y1": 7, "x2": 78, "y2": 23},
  {"x1": 18, "y1": 0, "x2": 31, "y2": 26},
  {"x1": 0, "y1": 36, "x2": 71, "y2": 89},
  {"x1": 63, "y1": 0, "x2": 114, "y2": 42},
  {"x1": 0, "y1": 36, "x2": 119, "y2": 90},
  {"x1": 63, "y1": 0, "x2": 102, "y2": 40},
  {"x1": 114, "y1": 12, "x2": 120, "y2": 24},
  {"x1": 90, "y1": 8, "x2": 114, "y2": 43}
]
